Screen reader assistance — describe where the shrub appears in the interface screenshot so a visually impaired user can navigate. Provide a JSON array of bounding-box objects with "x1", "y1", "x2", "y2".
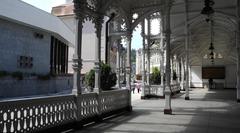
[
  {"x1": 86, "y1": 69, "x2": 95, "y2": 89},
  {"x1": 37, "y1": 73, "x2": 51, "y2": 80},
  {"x1": 86, "y1": 63, "x2": 117, "y2": 91},
  {"x1": 12, "y1": 71, "x2": 23, "y2": 80},
  {"x1": 0, "y1": 71, "x2": 8, "y2": 78},
  {"x1": 150, "y1": 67, "x2": 161, "y2": 85}
]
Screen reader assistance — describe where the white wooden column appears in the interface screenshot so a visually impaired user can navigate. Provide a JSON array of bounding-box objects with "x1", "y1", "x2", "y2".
[
  {"x1": 141, "y1": 20, "x2": 146, "y2": 99},
  {"x1": 160, "y1": 51, "x2": 165, "y2": 86},
  {"x1": 160, "y1": 18, "x2": 165, "y2": 87},
  {"x1": 171, "y1": 57, "x2": 174, "y2": 83},
  {"x1": 94, "y1": 16, "x2": 103, "y2": 93},
  {"x1": 184, "y1": 0, "x2": 190, "y2": 100},
  {"x1": 126, "y1": 30, "x2": 132, "y2": 110},
  {"x1": 116, "y1": 40, "x2": 121, "y2": 88},
  {"x1": 146, "y1": 18, "x2": 151, "y2": 85},
  {"x1": 237, "y1": 0, "x2": 240, "y2": 102},
  {"x1": 164, "y1": 0, "x2": 172, "y2": 114},
  {"x1": 177, "y1": 59, "x2": 180, "y2": 83},
  {"x1": 181, "y1": 58, "x2": 185, "y2": 90},
  {"x1": 72, "y1": 18, "x2": 83, "y2": 95},
  {"x1": 237, "y1": 47, "x2": 240, "y2": 102}
]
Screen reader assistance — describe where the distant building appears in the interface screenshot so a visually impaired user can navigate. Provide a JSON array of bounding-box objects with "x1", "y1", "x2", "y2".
[
  {"x1": 136, "y1": 48, "x2": 165, "y2": 75},
  {"x1": 0, "y1": 0, "x2": 74, "y2": 75},
  {"x1": 52, "y1": 1, "x2": 117, "y2": 74},
  {"x1": 0, "y1": 0, "x2": 75, "y2": 98}
]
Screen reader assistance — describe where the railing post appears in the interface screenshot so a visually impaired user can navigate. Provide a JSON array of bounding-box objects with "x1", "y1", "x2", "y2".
[{"x1": 96, "y1": 93, "x2": 103, "y2": 122}]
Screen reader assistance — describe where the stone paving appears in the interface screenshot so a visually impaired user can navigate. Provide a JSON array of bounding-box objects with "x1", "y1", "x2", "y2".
[{"x1": 73, "y1": 88, "x2": 240, "y2": 133}]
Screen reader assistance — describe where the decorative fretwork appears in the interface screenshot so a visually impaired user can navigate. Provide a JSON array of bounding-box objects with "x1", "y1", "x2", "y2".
[
  {"x1": 0, "y1": 95, "x2": 76, "y2": 133},
  {"x1": 0, "y1": 90, "x2": 130, "y2": 132}
]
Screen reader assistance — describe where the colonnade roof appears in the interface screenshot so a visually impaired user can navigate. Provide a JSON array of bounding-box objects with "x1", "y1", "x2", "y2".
[{"x1": 75, "y1": 0, "x2": 238, "y2": 66}]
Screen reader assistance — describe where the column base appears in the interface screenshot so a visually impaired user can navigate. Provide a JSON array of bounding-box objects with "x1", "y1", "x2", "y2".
[
  {"x1": 164, "y1": 109, "x2": 172, "y2": 115},
  {"x1": 185, "y1": 96, "x2": 190, "y2": 100},
  {"x1": 237, "y1": 99, "x2": 240, "y2": 103},
  {"x1": 127, "y1": 106, "x2": 133, "y2": 112},
  {"x1": 93, "y1": 88, "x2": 100, "y2": 93},
  {"x1": 72, "y1": 89, "x2": 81, "y2": 96}
]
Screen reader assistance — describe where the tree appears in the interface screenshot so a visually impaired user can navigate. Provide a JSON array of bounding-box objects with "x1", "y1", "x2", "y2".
[
  {"x1": 150, "y1": 67, "x2": 161, "y2": 85},
  {"x1": 86, "y1": 63, "x2": 117, "y2": 91}
]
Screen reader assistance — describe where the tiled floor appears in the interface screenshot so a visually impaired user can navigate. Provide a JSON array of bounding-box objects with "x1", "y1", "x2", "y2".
[{"x1": 73, "y1": 88, "x2": 240, "y2": 133}]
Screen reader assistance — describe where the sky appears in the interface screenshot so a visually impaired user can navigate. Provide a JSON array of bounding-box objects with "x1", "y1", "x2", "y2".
[
  {"x1": 21, "y1": 0, "x2": 142, "y2": 50},
  {"x1": 21, "y1": 0, "x2": 66, "y2": 13}
]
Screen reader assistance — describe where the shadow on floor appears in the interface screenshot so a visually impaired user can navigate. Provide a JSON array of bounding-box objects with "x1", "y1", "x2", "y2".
[{"x1": 70, "y1": 89, "x2": 240, "y2": 133}]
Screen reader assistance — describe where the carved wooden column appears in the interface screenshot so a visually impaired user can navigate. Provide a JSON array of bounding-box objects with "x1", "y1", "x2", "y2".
[
  {"x1": 185, "y1": 0, "x2": 190, "y2": 100},
  {"x1": 181, "y1": 58, "x2": 185, "y2": 90},
  {"x1": 116, "y1": 40, "x2": 121, "y2": 88},
  {"x1": 94, "y1": 16, "x2": 104, "y2": 93},
  {"x1": 176, "y1": 58, "x2": 180, "y2": 83},
  {"x1": 126, "y1": 30, "x2": 133, "y2": 111},
  {"x1": 160, "y1": 17, "x2": 165, "y2": 88},
  {"x1": 72, "y1": 1, "x2": 84, "y2": 95},
  {"x1": 141, "y1": 20, "x2": 146, "y2": 99},
  {"x1": 237, "y1": 0, "x2": 240, "y2": 102},
  {"x1": 164, "y1": 0, "x2": 172, "y2": 114},
  {"x1": 160, "y1": 50, "x2": 165, "y2": 86},
  {"x1": 170, "y1": 56, "x2": 174, "y2": 83},
  {"x1": 237, "y1": 47, "x2": 240, "y2": 102},
  {"x1": 126, "y1": 31, "x2": 132, "y2": 89},
  {"x1": 146, "y1": 18, "x2": 151, "y2": 85}
]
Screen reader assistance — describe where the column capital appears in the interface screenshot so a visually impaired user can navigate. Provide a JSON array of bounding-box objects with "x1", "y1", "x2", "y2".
[
  {"x1": 73, "y1": 0, "x2": 87, "y2": 20},
  {"x1": 93, "y1": 15, "x2": 104, "y2": 36},
  {"x1": 126, "y1": 67, "x2": 131, "y2": 74},
  {"x1": 72, "y1": 58, "x2": 82, "y2": 71}
]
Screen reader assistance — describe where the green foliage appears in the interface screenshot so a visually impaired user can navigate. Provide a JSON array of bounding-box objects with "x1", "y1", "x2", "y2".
[
  {"x1": 0, "y1": 71, "x2": 8, "y2": 78},
  {"x1": 37, "y1": 73, "x2": 51, "y2": 80},
  {"x1": 0, "y1": 71, "x2": 55, "y2": 80},
  {"x1": 12, "y1": 71, "x2": 23, "y2": 80},
  {"x1": 86, "y1": 63, "x2": 117, "y2": 91},
  {"x1": 100, "y1": 63, "x2": 117, "y2": 90},
  {"x1": 86, "y1": 69, "x2": 95, "y2": 89},
  {"x1": 150, "y1": 67, "x2": 161, "y2": 85}
]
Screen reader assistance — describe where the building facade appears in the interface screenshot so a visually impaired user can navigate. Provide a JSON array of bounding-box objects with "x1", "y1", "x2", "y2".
[
  {"x1": 52, "y1": 1, "x2": 117, "y2": 74},
  {"x1": 0, "y1": 0, "x2": 75, "y2": 98}
]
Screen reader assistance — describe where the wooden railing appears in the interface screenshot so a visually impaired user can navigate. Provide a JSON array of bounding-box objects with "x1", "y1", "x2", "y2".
[{"x1": 0, "y1": 89, "x2": 130, "y2": 133}]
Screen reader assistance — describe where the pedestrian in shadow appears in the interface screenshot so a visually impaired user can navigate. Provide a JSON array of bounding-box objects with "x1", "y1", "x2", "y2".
[
  {"x1": 136, "y1": 82, "x2": 141, "y2": 93},
  {"x1": 209, "y1": 78, "x2": 213, "y2": 89}
]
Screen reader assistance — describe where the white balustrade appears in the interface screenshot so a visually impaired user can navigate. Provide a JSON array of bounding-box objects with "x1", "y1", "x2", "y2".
[
  {"x1": 143, "y1": 83, "x2": 181, "y2": 98},
  {"x1": 0, "y1": 89, "x2": 130, "y2": 133},
  {"x1": 99, "y1": 89, "x2": 129, "y2": 114},
  {"x1": 170, "y1": 83, "x2": 181, "y2": 94},
  {"x1": 144, "y1": 85, "x2": 164, "y2": 97},
  {"x1": 0, "y1": 95, "x2": 76, "y2": 133}
]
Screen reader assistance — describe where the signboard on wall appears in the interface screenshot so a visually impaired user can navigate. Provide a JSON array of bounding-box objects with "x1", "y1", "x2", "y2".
[{"x1": 202, "y1": 67, "x2": 225, "y2": 79}]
